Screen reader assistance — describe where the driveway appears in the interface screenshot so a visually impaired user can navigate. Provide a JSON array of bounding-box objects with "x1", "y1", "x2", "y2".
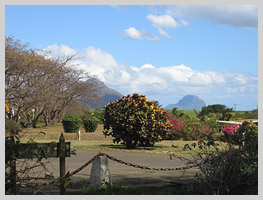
[{"x1": 18, "y1": 149, "x2": 200, "y2": 194}]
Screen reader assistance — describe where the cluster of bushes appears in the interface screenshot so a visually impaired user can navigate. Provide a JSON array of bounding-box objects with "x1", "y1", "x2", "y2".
[
  {"x1": 166, "y1": 113, "x2": 218, "y2": 141},
  {"x1": 197, "y1": 104, "x2": 258, "y2": 121},
  {"x1": 61, "y1": 109, "x2": 103, "y2": 133},
  {"x1": 184, "y1": 121, "x2": 258, "y2": 194}
]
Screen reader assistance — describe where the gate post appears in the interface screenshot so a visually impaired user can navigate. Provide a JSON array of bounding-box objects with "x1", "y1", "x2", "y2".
[{"x1": 59, "y1": 133, "x2": 66, "y2": 195}]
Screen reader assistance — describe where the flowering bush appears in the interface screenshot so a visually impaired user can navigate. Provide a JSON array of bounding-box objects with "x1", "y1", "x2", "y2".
[
  {"x1": 168, "y1": 119, "x2": 185, "y2": 131},
  {"x1": 166, "y1": 118, "x2": 185, "y2": 140},
  {"x1": 184, "y1": 120, "x2": 258, "y2": 194},
  {"x1": 167, "y1": 116, "x2": 215, "y2": 140},
  {"x1": 103, "y1": 94, "x2": 170, "y2": 149},
  {"x1": 222, "y1": 121, "x2": 258, "y2": 147},
  {"x1": 222, "y1": 124, "x2": 240, "y2": 135}
]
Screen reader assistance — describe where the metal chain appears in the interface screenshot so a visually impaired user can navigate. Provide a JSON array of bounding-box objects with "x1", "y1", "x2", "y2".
[
  {"x1": 24, "y1": 153, "x2": 104, "y2": 187},
  {"x1": 27, "y1": 152, "x2": 199, "y2": 187},
  {"x1": 68, "y1": 153, "x2": 104, "y2": 177},
  {"x1": 103, "y1": 153, "x2": 199, "y2": 171}
]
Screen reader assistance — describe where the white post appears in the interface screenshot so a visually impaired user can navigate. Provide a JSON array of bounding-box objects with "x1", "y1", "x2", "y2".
[
  {"x1": 11, "y1": 107, "x2": 15, "y2": 117},
  {"x1": 32, "y1": 109, "x2": 35, "y2": 119},
  {"x1": 90, "y1": 155, "x2": 112, "y2": 188},
  {"x1": 78, "y1": 130, "x2": 81, "y2": 140}
]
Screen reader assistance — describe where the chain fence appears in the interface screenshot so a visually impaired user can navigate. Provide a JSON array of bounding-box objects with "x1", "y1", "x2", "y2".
[{"x1": 28, "y1": 152, "x2": 200, "y2": 187}]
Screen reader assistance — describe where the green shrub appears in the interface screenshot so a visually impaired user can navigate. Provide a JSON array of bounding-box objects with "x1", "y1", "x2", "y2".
[
  {"x1": 5, "y1": 120, "x2": 21, "y2": 136},
  {"x1": 81, "y1": 109, "x2": 104, "y2": 123},
  {"x1": 62, "y1": 114, "x2": 82, "y2": 133},
  {"x1": 183, "y1": 121, "x2": 258, "y2": 194},
  {"x1": 94, "y1": 108, "x2": 104, "y2": 123},
  {"x1": 103, "y1": 94, "x2": 170, "y2": 149},
  {"x1": 83, "y1": 116, "x2": 99, "y2": 132}
]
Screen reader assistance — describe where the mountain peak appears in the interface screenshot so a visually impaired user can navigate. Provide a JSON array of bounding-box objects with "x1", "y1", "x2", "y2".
[
  {"x1": 165, "y1": 95, "x2": 206, "y2": 110},
  {"x1": 81, "y1": 78, "x2": 123, "y2": 108}
]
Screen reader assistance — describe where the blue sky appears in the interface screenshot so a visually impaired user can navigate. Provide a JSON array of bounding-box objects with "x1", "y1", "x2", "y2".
[{"x1": 5, "y1": 5, "x2": 258, "y2": 111}]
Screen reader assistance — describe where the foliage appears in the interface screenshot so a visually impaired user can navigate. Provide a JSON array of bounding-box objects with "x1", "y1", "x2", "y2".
[
  {"x1": 222, "y1": 121, "x2": 258, "y2": 147},
  {"x1": 103, "y1": 94, "x2": 170, "y2": 149},
  {"x1": 197, "y1": 104, "x2": 233, "y2": 121},
  {"x1": 166, "y1": 113, "x2": 217, "y2": 140},
  {"x1": 62, "y1": 114, "x2": 82, "y2": 133},
  {"x1": 83, "y1": 116, "x2": 99, "y2": 132},
  {"x1": 5, "y1": 36, "x2": 99, "y2": 127},
  {"x1": 5, "y1": 119, "x2": 22, "y2": 136},
  {"x1": 183, "y1": 121, "x2": 258, "y2": 194},
  {"x1": 82, "y1": 108, "x2": 104, "y2": 123},
  {"x1": 242, "y1": 109, "x2": 258, "y2": 119},
  {"x1": 152, "y1": 100, "x2": 162, "y2": 108},
  {"x1": 94, "y1": 108, "x2": 104, "y2": 122},
  {"x1": 171, "y1": 107, "x2": 185, "y2": 118},
  {"x1": 5, "y1": 120, "x2": 52, "y2": 194}
]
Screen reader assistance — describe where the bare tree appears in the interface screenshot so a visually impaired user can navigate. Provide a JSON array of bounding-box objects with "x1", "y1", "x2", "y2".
[{"x1": 5, "y1": 37, "x2": 100, "y2": 127}]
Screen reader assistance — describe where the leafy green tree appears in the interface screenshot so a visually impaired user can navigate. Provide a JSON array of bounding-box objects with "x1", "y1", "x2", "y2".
[
  {"x1": 198, "y1": 104, "x2": 233, "y2": 121},
  {"x1": 171, "y1": 107, "x2": 185, "y2": 118}
]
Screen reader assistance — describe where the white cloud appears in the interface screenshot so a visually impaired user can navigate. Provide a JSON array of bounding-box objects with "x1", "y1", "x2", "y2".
[
  {"x1": 166, "y1": 5, "x2": 257, "y2": 28},
  {"x1": 235, "y1": 74, "x2": 247, "y2": 84},
  {"x1": 147, "y1": 14, "x2": 178, "y2": 28},
  {"x1": 146, "y1": 14, "x2": 188, "y2": 39},
  {"x1": 156, "y1": 27, "x2": 172, "y2": 38},
  {"x1": 141, "y1": 63, "x2": 155, "y2": 69},
  {"x1": 42, "y1": 44, "x2": 77, "y2": 57},
  {"x1": 42, "y1": 44, "x2": 258, "y2": 108},
  {"x1": 82, "y1": 46, "x2": 118, "y2": 69},
  {"x1": 123, "y1": 27, "x2": 160, "y2": 41}
]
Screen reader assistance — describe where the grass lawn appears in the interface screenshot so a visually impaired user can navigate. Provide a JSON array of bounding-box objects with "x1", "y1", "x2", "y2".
[
  {"x1": 19, "y1": 123, "x2": 206, "y2": 155},
  {"x1": 166, "y1": 109, "x2": 199, "y2": 118}
]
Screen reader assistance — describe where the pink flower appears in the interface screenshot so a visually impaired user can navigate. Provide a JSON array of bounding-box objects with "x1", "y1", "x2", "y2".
[
  {"x1": 168, "y1": 119, "x2": 185, "y2": 132},
  {"x1": 222, "y1": 125, "x2": 239, "y2": 135}
]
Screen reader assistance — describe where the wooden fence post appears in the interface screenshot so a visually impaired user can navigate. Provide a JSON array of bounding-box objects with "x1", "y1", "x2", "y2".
[
  {"x1": 59, "y1": 133, "x2": 66, "y2": 195},
  {"x1": 10, "y1": 136, "x2": 16, "y2": 194}
]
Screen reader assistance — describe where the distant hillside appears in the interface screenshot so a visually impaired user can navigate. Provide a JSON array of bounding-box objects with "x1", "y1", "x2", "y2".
[
  {"x1": 80, "y1": 78, "x2": 123, "y2": 108},
  {"x1": 165, "y1": 95, "x2": 206, "y2": 110}
]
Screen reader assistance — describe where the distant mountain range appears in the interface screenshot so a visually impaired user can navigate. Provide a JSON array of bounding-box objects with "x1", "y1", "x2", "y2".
[
  {"x1": 80, "y1": 78, "x2": 123, "y2": 109},
  {"x1": 165, "y1": 95, "x2": 206, "y2": 110},
  {"x1": 79, "y1": 79, "x2": 206, "y2": 110}
]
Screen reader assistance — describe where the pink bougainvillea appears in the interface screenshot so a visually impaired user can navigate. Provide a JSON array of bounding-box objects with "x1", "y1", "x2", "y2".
[
  {"x1": 167, "y1": 115, "x2": 214, "y2": 140},
  {"x1": 222, "y1": 124, "x2": 240, "y2": 135},
  {"x1": 168, "y1": 119, "x2": 185, "y2": 132}
]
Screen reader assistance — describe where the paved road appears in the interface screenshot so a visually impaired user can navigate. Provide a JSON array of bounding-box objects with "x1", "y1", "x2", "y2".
[{"x1": 19, "y1": 149, "x2": 200, "y2": 194}]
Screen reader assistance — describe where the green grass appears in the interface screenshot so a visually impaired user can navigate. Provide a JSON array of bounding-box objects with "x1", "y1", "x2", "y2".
[
  {"x1": 166, "y1": 109, "x2": 199, "y2": 118},
  {"x1": 19, "y1": 123, "x2": 209, "y2": 155}
]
